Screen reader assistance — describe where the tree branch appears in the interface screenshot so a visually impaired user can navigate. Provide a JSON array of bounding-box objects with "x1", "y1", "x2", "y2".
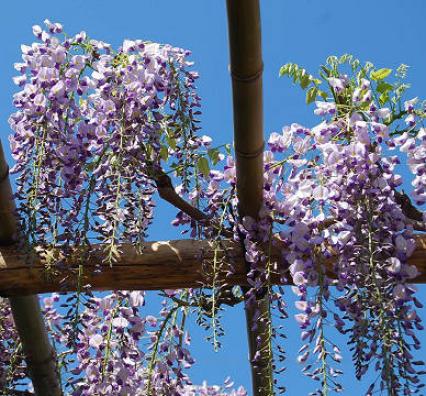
[
  {"x1": 394, "y1": 190, "x2": 426, "y2": 232},
  {"x1": 161, "y1": 287, "x2": 244, "y2": 316},
  {"x1": 1, "y1": 236, "x2": 426, "y2": 296},
  {"x1": 154, "y1": 170, "x2": 211, "y2": 222},
  {"x1": 152, "y1": 167, "x2": 234, "y2": 237}
]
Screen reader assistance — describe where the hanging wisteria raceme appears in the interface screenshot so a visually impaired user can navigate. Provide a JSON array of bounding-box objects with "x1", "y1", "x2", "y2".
[
  {"x1": 171, "y1": 56, "x2": 426, "y2": 395},
  {"x1": 6, "y1": 21, "x2": 426, "y2": 396},
  {"x1": 269, "y1": 58, "x2": 426, "y2": 394},
  {"x1": 0, "y1": 298, "x2": 28, "y2": 391},
  {"x1": 9, "y1": 19, "x2": 203, "y2": 266},
  {"x1": 0, "y1": 293, "x2": 246, "y2": 396},
  {"x1": 47, "y1": 291, "x2": 197, "y2": 395}
]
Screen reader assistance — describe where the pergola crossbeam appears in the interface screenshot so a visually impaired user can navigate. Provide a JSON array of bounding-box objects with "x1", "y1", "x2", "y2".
[{"x1": 1, "y1": 237, "x2": 425, "y2": 295}]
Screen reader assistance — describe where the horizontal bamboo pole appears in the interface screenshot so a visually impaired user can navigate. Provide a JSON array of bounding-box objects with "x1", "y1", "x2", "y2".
[{"x1": 0, "y1": 236, "x2": 425, "y2": 296}]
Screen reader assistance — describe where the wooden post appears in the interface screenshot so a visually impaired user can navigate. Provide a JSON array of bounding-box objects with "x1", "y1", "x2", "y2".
[
  {"x1": 0, "y1": 139, "x2": 62, "y2": 396},
  {"x1": 226, "y1": 2, "x2": 273, "y2": 395}
]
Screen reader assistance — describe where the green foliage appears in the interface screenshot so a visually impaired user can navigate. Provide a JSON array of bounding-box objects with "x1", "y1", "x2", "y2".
[
  {"x1": 370, "y1": 68, "x2": 392, "y2": 81},
  {"x1": 279, "y1": 63, "x2": 326, "y2": 103},
  {"x1": 197, "y1": 156, "x2": 210, "y2": 178},
  {"x1": 279, "y1": 54, "x2": 426, "y2": 137}
]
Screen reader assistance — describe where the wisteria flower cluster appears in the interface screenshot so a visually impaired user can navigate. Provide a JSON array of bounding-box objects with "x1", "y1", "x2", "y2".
[
  {"x1": 174, "y1": 56, "x2": 426, "y2": 395},
  {"x1": 0, "y1": 293, "x2": 246, "y2": 396},
  {"x1": 0, "y1": 298, "x2": 28, "y2": 391},
  {"x1": 9, "y1": 19, "x2": 203, "y2": 266}
]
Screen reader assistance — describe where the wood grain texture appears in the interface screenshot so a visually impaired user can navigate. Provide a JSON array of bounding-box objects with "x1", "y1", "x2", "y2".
[
  {"x1": 0, "y1": 240, "x2": 249, "y2": 295},
  {"x1": 1, "y1": 236, "x2": 425, "y2": 296}
]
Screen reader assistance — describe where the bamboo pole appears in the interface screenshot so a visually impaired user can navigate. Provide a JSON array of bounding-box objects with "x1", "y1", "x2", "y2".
[
  {"x1": 0, "y1": 140, "x2": 62, "y2": 396},
  {"x1": 225, "y1": 2, "x2": 273, "y2": 395},
  {"x1": 1, "y1": 236, "x2": 426, "y2": 296}
]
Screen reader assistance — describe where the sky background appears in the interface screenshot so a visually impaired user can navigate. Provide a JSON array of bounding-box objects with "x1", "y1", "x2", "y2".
[{"x1": 1, "y1": 1, "x2": 426, "y2": 395}]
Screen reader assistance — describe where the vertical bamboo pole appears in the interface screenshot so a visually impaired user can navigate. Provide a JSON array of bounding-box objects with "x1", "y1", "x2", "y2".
[
  {"x1": 225, "y1": 2, "x2": 273, "y2": 395},
  {"x1": 0, "y1": 139, "x2": 62, "y2": 396}
]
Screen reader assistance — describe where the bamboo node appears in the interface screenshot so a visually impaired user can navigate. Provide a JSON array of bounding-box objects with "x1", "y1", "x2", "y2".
[
  {"x1": 235, "y1": 142, "x2": 265, "y2": 159},
  {"x1": 230, "y1": 64, "x2": 263, "y2": 83}
]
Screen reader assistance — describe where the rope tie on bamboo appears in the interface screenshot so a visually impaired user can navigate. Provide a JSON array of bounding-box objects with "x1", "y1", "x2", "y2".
[
  {"x1": 230, "y1": 63, "x2": 263, "y2": 83},
  {"x1": 235, "y1": 142, "x2": 265, "y2": 159}
]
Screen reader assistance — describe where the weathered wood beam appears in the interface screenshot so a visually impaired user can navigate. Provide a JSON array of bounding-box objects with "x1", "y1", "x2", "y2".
[
  {"x1": 0, "y1": 140, "x2": 62, "y2": 396},
  {"x1": 226, "y1": 1, "x2": 272, "y2": 395},
  {"x1": 0, "y1": 240, "x2": 249, "y2": 296},
  {"x1": 1, "y1": 236, "x2": 425, "y2": 296}
]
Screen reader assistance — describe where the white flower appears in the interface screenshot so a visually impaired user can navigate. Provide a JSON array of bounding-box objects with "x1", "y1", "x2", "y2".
[
  {"x1": 327, "y1": 77, "x2": 345, "y2": 92},
  {"x1": 112, "y1": 317, "x2": 129, "y2": 328},
  {"x1": 89, "y1": 334, "x2": 103, "y2": 349},
  {"x1": 385, "y1": 257, "x2": 401, "y2": 274},
  {"x1": 122, "y1": 39, "x2": 136, "y2": 53},
  {"x1": 404, "y1": 97, "x2": 418, "y2": 112}
]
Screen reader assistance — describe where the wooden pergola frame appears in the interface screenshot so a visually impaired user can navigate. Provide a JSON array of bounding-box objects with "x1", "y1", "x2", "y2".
[{"x1": 1, "y1": 2, "x2": 425, "y2": 395}]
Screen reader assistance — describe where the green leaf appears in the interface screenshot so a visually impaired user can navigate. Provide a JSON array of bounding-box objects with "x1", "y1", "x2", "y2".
[
  {"x1": 160, "y1": 146, "x2": 168, "y2": 161},
  {"x1": 306, "y1": 87, "x2": 318, "y2": 104},
  {"x1": 351, "y1": 59, "x2": 360, "y2": 71},
  {"x1": 326, "y1": 56, "x2": 338, "y2": 67},
  {"x1": 370, "y1": 68, "x2": 392, "y2": 81},
  {"x1": 208, "y1": 148, "x2": 221, "y2": 165},
  {"x1": 292, "y1": 67, "x2": 300, "y2": 83},
  {"x1": 290, "y1": 63, "x2": 298, "y2": 75},
  {"x1": 379, "y1": 92, "x2": 390, "y2": 106},
  {"x1": 197, "y1": 156, "x2": 210, "y2": 177},
  {"x1": 110, "y1": 155, "x2": 119, "y2": 167},
  {"x1": 279, "y1": 64, "x2": 290, "y2": 77},
  {"x1": 376, "y1": 81, "x2": 393, "y2": 94},
  {"x1": 300, "y1": 73, "x2": 311, "y2": 89},
  {"x1": 320, "y1": 65, "x2": 331, "y2": 77},
  {"x1": 279, "y1": 63, "x2": 299, "y2": 78},
  {"x1": 339, "y1": 54, "x2": 352, "y2": 64},
  {"x1": 364, "y1": 61, "x2": 374, "y2": 72},
  {"x1": 318, "y1": 89, "x2": 327, "y2": 100},
  {"x1": 166, "y1": 133, "x2": 177, "y2": 150}
]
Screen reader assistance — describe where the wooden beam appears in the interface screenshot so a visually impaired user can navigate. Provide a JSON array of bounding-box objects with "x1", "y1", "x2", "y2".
[
  {"x1": 0, "y1": 240, "x2": 249, "y2": 296},
  {"x1": 1, "y1": 235, "x2": 425, "y2": 295},
  {"x1": 0, "y1": 140, "x2": 62, "y2": 396}
]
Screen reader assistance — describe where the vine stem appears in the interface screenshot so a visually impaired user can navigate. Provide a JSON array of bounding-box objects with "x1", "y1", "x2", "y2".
[
  {"x1": 365, "y1": 197, "x2": 395, "y2": 396},
  {"x1": 101, "y1": 295, "x2": 122, "y2": 378},
  {"x1": 211, "y1": 197, "x2": 231, "y2": 351},
  {"x1": 107, "y1": 109, "x2": 126, "y2": 266},
  {"x1": 146, "y1": 306, "x2": 178, "y2": 396}
]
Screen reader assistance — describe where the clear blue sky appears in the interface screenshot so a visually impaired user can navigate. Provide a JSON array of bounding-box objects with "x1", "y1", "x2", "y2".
[{"x1": 1, "y1": 1, "x2": 425, "y2": 394}]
